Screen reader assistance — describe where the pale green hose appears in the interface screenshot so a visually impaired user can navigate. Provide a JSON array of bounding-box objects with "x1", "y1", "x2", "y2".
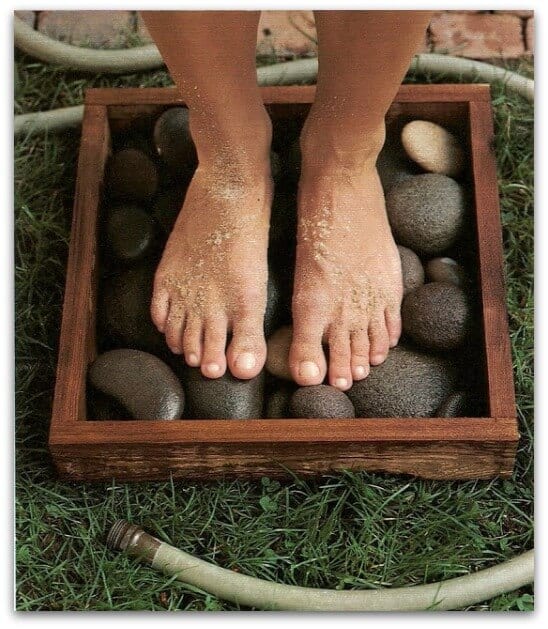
[
  {"x1": 107, "y1": 520, "x2": 534, "y2": 611},
  {"x1": 15, "y1": 15, "x2": 534, "y2": 609}
]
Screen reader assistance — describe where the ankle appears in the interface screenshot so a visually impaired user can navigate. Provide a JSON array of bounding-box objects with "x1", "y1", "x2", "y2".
[{"x1": 300, "y1": 115, "x2": 386, "y2": 172}]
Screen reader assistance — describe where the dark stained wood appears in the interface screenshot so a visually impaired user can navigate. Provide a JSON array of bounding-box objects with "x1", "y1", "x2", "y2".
[{"x1": 49, "y1": 85, "x2": 518, "y2": 482}]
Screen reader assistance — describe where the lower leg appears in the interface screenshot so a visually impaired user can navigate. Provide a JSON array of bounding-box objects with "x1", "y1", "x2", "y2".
[
  {"x1": 141, "y1": 11, "x2": 271, "y2": 379},
  {"x1": 290, "y1": 10, "x2": 432, "y2": 389}
]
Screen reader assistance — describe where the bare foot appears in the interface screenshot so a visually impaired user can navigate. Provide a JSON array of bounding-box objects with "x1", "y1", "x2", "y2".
[
  {"x1": 151, "y1": 152, "x2": 272, "y2": 380},
  {"x1": 290, "y1": 125, "x2": 403, "y2": 391}
]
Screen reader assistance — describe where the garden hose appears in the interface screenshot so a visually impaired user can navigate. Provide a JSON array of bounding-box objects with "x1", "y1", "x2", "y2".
[
  {"x1": 15, "y1": 15, "x2": 535, "y2": 609},
  {"x1": 107, "y1": 520, "x2": 534, "y2": 611},
  {"x1": 14, "y1": 14, "x2": 533, "y2": 137}
]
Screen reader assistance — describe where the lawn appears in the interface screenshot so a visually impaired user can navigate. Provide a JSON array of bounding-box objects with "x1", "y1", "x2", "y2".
[{"x1": 14, "y1": 52, "x2": 534, "y2": 611}]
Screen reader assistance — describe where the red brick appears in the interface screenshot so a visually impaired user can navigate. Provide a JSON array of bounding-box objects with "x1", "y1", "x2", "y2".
[
  {"x1": 430, "y1": 12, "x2": 524, "y2": 59},
  {"x1": 257, "y1": 11, "x2": 317, "y2": 59},
  {"x1": 14, "y1": 10, "x2": 36, "y2": 28},
  {"x1": 526, "y1": 17, "x2": 534, "y2": 54},
  {"x1": 135, "y1": 11, "x2": 154, "y2": 45},
  {"x1": 37, "y1": 10, "x2": 134, "y2": 49}
]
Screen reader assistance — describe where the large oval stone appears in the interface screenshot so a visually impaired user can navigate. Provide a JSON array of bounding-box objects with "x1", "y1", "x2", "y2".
[
  {"x1": 105, "y1": 204, "x2": 156, "y2": 262},
  {"x1": 153, "y1": 107, "x2": 197, "y2": 177},
  {"x1": 401, "y1": 282, "x2": 471, "y2": 351},
  {"x1": 347, "y1": 345, "x2": 458, "y2": 417},
  {"x1": 105, "y1": 148, "x2": 158, "y2": 204},
  {"x1": 386, "y1": 173, "x2": 466, "y2": 256},
  {"x1": 183, "y1": 368, "x2": 265, "y2": 419},
  {"x1": 99, "y1": 262, "x2": 165, "y2": 355},
  {"x1": 89, "y1": 349, "x2": 184, "y2": 420},
  {"x1": 151, "y1": 187, "x2": 186, "y2": 236}
]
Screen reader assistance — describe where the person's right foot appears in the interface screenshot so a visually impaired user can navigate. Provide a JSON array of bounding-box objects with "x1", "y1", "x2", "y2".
[{"x1": 151, "y1": 150, "x2": 273, "y2": 381}]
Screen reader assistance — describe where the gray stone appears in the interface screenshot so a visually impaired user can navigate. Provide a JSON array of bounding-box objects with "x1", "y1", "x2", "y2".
[
  {"x1": 89, "y1": 349, "x2": 184, "y2": 420},
  {"x1": 402, "y1": 282, "x2": 471, "y2": 351},
  {"x1": 425, "y1": 257, "x2": 467, "y2": 287},
  {"x1": 377, "y1": 120, "x2": 418, "y2": 193},
  {"x1": 436, "y1": 391, "x2": 470, "y2": 417},
  {"x1": 105, "y1": 204, "x2": 156, "y2": 262},
  {"x1": 264, "y1": 270, "x2": 291, "y2": 338},
  {"x1": 99, "y1": 262, "x2": 165, "y2": 355},
  {"x1": 386, "y1": 173, "x2": 467, "y2": 256},
  {"x1": 184, "y1": 368, "x2": 265, "y2": 419},
  {"x1": 347, "y1": 345, "x2": 458, "y2": 417},
  {"x1": 265, "y1": 385, "x2": 294, "y2": 418},
  {"x1": 290, "y1": 385, "x2": 355, "y2": 419},
  {"x1": 105, "y1": 148, "x2": 158, "y2": 204},
  {"x1": 398, "y1": 245, "x2": 425, "y2": 296},
  {"x1": 153, "y1": 107, "x2": 197, "y2": 177}
]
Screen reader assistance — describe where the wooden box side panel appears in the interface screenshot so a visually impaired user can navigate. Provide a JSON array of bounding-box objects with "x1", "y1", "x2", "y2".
[
  {"x1": 50, "y1": 105, "x2": 109, "y2": 435},
  {"x1": 469, "y1": 100, "x2": 517, "y2": 419}
]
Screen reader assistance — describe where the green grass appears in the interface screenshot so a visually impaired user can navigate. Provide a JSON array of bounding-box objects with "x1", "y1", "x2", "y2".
[{"x1": 14, "y1": 51, "x2": 534, "y2": 611}]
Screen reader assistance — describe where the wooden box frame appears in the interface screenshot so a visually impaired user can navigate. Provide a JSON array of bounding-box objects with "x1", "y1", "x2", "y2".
[{"x1": 49, "y1": 84, "x2": 518, "y2": 482}]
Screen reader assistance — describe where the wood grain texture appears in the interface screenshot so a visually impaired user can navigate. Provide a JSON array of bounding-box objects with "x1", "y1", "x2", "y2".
[{"x1": 49, "y1": 85, "x2": 518, "y2": 482}]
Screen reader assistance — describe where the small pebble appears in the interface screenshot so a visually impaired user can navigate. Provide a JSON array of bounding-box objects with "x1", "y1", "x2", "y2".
[
  {"x1": 398, "y1": 245, "x2": 425, "y2": 295},
  {"x1": 386, "y1": 173, "x2": 467, "y2": 256},
  {"x1": 105, "y1": 148, "x2": 158, "y2": 204},
  {"x1": 105, "y1": 204, "x2": 156, "y2": 262},
  {"x1": 425, "y1": 257, "x2": 467, "y2": 287},
  {"x1": 89, "y1": 349, "x2": 184, "y2": 420},
  {"x1": 401, "y1": 282, "x2": 471, "y2": 351},
  {"x1": 401, "y1": 120, "x2": 466, "y2": 178},
  {"x1": 266, "y1": 326, "x2": 293, "y2": 380},
  {"x1": 290, "y1": 385, "x2": 355, "y2": 419},
  {"x1": 184, "y1": 368, "x2": 265, "y2": 419}
]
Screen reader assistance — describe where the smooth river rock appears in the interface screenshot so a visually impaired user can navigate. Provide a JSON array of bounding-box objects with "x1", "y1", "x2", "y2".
[
  {"x1": 401, "y1": 282, "x2": 471, "y2": 351},
  {"x1": 401, "y1": 120, "x2": 466, "y2": 178},
  {"x1": 266, "y1": 325, "x2": 293, "y2": 380},
  {"x1": 386, "y1": 173, "x2": 467, "y2": 256},
  {"x1": 153, "y1": 107, "x2": 197, "y2": 177},
  {"x1": 347, "y1": 345, "x2": 458, "y2": 418},
  {"x1": 105, "y1": 204, "x2": 156, "y2": 262},
  {"x1": 89, "y1": 349, "x2": 184, "y2": 420},
  {"x1": 99, "y1": 262, "x2": 165, "y2": 355},
  {"x1": 183, "y1": 368, "x2": 265, "y2": 419},
  {"x1": 290, "y1": 385, "x2": 356, "y2": 419},
  {"x1": 425, "y1": 257, "x2": 467, "y2": 287},
  {"x1": 398, "y1": 245, "x2": 425, "y2": 296},
  {"x1": 105, "y1": 148, "x2": 159, "y2": 204}
]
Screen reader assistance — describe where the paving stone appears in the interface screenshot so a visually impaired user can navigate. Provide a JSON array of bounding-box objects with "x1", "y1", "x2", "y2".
[
  {"x1": 37, "y1": 10, "x2": 134, "y2": 49},
  {"x1": 15, "y1": 11, "x2": 36, "y2": 27},
  {"x1": 430, "y1": 11, "x2": 524, "y2": 59},
  {"x1": 257, "y1": 10, "x2": 317, "y2": 58},
  {"x1": 526, "y1": 17, "x2": 534, "y2": 54}
]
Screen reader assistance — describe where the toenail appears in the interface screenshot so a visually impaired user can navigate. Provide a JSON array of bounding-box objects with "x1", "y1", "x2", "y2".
[
  {"x1": 335, "y1": 378, "x2": 348, "y2": 389},
  {"x1": 372, "y1": 353, "x2": 386, "y2": 364},
  {"x1": 299, "y1": 361, "x2": 320, "y2": 379},
  {"x1": 170, "y1": 346, "x2": 182, "y2": 355},
  {"x1": 205, "y1": 363, "x2": 221, "y2": 375},
  {"x1": 354, "y1": 365, "x2": 367, "y2": 378},
  {"x1": 236, "y1": 352, "x2": 256, "y2": 371},
  {"x1": 187, "y1": 353, "x2": 199, "y2": 366}
]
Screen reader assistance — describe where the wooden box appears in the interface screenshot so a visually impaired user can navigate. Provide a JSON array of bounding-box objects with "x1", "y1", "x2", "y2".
[{"x1": 49, "y1": 84, "x2": 518, "y2": 482}]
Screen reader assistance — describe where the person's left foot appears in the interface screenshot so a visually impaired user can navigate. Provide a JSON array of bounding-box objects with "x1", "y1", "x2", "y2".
[{"x1": 289, "y1": 130, "x2": 403, "y2": 391}]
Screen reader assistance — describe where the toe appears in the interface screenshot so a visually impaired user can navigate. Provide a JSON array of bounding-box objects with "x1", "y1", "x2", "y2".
[
  {"x1": 327, "y1": 327, "x2": 352, "y2": 391},
  {"x1": 368, "y1": 313, "x2": 390, "y2": 366},
  {"x1": 385, "y1": 306, "x2": 402, "y2": 348},
  {"x1": 150, "y1": 285, "x2": 170, "y2": 333},
  {"x1": 201, "y1": 314, "x2": 228, "y2": 378},
  {"x1": 164, "y1": 306, "x2": 185, "y2": 354},
  {"x1": 182, "y1": 317, "x2": 203, "y2": 367},
  {"x1": 226, "y1": 316, "x2": 266, "y2": 380},
  {"x1": 350, "y1": 328, "x2": 370, "y2": 381},
  {"x1": 289, "y1": 321, "x2": 327, "y2": 386}
]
